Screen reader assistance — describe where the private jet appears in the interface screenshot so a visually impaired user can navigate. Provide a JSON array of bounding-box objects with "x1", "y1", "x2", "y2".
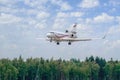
[{"x1": 45, "y1": 23, "x2": 106, "y2": 45}]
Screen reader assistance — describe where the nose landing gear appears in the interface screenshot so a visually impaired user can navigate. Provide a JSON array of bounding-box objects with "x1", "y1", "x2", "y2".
[
  {"x1": 68, "y1": 42, "x2": 71, "y2": 45},
  {"x1": 50, "y1": 38, "x2": 52, "y2": 42}
]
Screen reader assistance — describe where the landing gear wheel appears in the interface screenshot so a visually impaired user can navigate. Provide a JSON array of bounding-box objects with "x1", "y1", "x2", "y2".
[
  {"x1": 71, "y1": 34, "x2": 74, "y2": 37},
  {"x1": 57, "y1": 42, "x2": 60, "y2": 45},
  {"x1": 68, "y1": 42, "x2": 71, "y2": 45}
]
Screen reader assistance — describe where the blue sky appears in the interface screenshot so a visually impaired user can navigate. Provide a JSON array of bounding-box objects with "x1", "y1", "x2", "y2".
[{"x1": 0, "y1": 0, "x2": 120, "y2": 60}]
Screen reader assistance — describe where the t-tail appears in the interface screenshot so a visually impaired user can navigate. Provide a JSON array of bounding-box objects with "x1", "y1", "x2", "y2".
[
  {"x1": 65, "y1": 23, "x2": 77, "y2": 38},
  {"x1": 71, "y1": 23, "x2": 77, "y2": 34}
]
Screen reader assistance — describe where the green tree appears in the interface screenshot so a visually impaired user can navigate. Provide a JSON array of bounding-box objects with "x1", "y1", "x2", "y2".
[
  {"x1": 113, "y1": 62, "x2": 120, "y2": 80},
  {"x1": 0, "y1": 59, "x2": 18, "y2": 80}
]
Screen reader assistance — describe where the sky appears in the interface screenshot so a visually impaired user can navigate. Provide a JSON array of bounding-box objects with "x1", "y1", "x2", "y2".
[{"x1": 0, "y1": 0, "x2": 120, "y2": 60}]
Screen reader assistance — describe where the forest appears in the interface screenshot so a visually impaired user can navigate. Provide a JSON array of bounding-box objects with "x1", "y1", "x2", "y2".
[{"x1": 0, "y1": 56, "x2": 120, "y2": 80}]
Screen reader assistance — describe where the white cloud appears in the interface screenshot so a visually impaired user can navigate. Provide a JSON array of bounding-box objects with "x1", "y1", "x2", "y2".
[
  {"x1": 56, "y1": 12, "x2": 83, "y2": 18},
  {"x1": 36, "y1": 12, "x2": 50, "y2": 19},
  {"x1": 0, "y1": 0, "x2": 18, "y2": 5},
  {"x1": 1, "y1": 4, "x2": 39, "y2": 17},
  {"x1": 70, "y1": 12, "x2": 83, "y2": 17},
  {"x1": 34, "y1": 12, "x2": 50, "y2": 29},
  {"x1": 26, "y1": 9, "x2": 38, "y2": 15},
  {"x1": 35, "y1": 20, "x2": 47, "y2": 29},
  {"x1": 105, "y1": 40, "x2": 120, "y2": 49},
  {"x1": 94, "y1": 13, "x2": 114, "y2": 23},
  {"x1": 24, "y1": 0, "x2": 48, "y2": 10},
  {"x1": 3, "y1": 44, "x2": 18, "y2": 50},
  {"x1": 60, "y1": 2, "x2": 72, "y2": 11},
  {"x1": 112, "y1": 40, "x2": 120, "y2": 48},
  {"x1": 28, "y1": 19, "x2": 36, "y2": 25},
  {"x1": 0, "y1": 6, "x2": 29, "y2": 16},
  {"x1": 25, "y1": 0, "x2": 48, "y2": 4},
  {"x1": 52, "y1": 18, "x2": 66, "y2": 29},
  {"x1": 0, "y1": 13, "x2": 22, "y2": 24},
  {"x1": 56, "y1": 12, "x2": 69, "y2": 18},
  {"x1": 25, "y1": 17, "x2": 47, "y2": 29},
  {"x1": 85, "y1": 13, "x2": 115, "y2": 24},
  {"x1": 51, "y1": 0, "x2": 72, "y2": 11},
  {"x1": 116, "y1": 16, "x2": 120, "y2": 24},
  {"x1": 53, "y1": 11, "x2": 83, "y2": 30},
  {"x1": 85, "y1": 18, "x2": 92, "y2": 24},
  {"x1": 35, "y1": 23, "x2": 46, "y2": 29},
  {"x1": 108, "y1": 25, "x2": 120, "y2": 34},
  {"x1": 77, "y1": 24, "x2": 89, "y2": 30},
  {"x1": 79, "y1": 0, "x2": 99, "y2": 8},
  {"x1": 109, "y1": 0, "x2": 120, "y2": 6}
]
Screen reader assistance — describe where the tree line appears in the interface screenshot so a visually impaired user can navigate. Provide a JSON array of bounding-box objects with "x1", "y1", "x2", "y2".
[{"x1": 0, "y1": 56, "x2": 120, "y2": 80}]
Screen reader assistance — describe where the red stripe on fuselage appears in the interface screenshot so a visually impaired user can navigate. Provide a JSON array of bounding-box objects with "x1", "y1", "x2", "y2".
[{"x1": 55, "y1": 33, "x2": 69, "y2": 38}]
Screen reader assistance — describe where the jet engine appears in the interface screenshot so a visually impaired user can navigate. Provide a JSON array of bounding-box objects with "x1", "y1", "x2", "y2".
[
  {"x1": 70, "y1": 34, "x2": 77, "y2": 38},
  {"x1": 65, "y1": 30, "x2": 69, "y2": 33}
]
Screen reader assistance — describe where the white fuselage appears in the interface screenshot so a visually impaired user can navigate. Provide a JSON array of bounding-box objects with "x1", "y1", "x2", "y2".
[
  {"x1": 46, "y1": 31, "x2": 77, "y2": 45},
  {"x1": 46, "y1": 31, "x2": 70, "y2": 39}
]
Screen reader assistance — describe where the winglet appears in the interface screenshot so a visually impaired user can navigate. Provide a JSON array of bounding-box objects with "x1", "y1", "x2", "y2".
[
  {"x1": 102, "y1": 34, "x2": 107, "y2": 39},
  {"x1": 73, "y1": 23, "x2": 77, "y2": 27}
]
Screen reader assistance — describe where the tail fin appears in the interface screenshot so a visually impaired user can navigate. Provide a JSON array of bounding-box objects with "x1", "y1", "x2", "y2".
[
  {"x1": 71, "y1": 23, "x2": 77, "y2": 34},
  {"x1": 102, "y1": 33, "x2": 107, "y2": 39}
]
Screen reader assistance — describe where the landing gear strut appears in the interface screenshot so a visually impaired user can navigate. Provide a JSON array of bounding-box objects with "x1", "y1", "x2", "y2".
[{"x1": 50, "y1": 38, "x2": 52, "y2": 42}]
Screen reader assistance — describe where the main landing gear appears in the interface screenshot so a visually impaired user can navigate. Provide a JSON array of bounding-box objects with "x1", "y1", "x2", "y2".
[
  {"x1": 56, "y1": 42, "x2": 60, "y2": 45},
  {"x1": 68, "y1": 42, "x2": 71, "y2": 45},
  {"x1": 56, "y1": 42, "x2": 71, "y2": 45}
]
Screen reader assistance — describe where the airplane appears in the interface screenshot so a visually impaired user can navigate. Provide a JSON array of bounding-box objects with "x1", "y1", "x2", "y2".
[{"x1": 45, "y1": 23, "x2": 106, "y2": 45}]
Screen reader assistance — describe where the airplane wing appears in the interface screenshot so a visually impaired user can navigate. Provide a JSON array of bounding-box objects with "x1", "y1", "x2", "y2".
[
  {"x1": 60, "y1": 38, "x2": 92, "y2": 42},
  {"x1": 36, "y1": 34, "x2": 106, "y2": 43},
  {"x1": 60, "y1": 35, "x2": 106, "y2": 42}
]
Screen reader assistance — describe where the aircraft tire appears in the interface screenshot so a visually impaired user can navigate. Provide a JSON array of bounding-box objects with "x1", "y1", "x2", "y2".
[
  {"x1": 57, "y1": 42, "x2": 60, "y2": 45},
  {"x1": 68, "y1": 42, "x2": 71, "y2": 45}
]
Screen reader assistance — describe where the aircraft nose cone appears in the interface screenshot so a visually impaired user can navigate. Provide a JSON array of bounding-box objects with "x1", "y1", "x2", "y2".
[{"x1": 46, "y1": 33, "x2": 51, "y2": 38}]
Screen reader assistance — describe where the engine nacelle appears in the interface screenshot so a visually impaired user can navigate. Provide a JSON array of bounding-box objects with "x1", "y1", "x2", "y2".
[
  {"x1": 70, "y1": 34, "x2": 77, "y2": 38},
  {"x1": 65, "y1": 30, "x2": 69, "y2": 33}
]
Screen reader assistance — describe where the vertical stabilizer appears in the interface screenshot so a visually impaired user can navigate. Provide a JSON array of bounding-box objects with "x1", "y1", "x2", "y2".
[
  {"x1": 70, "y1": 23, "x2": 77, "y2": 38},
  {"x1": 71, "y1": 23, "x2": 77, "y2": 34}
]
